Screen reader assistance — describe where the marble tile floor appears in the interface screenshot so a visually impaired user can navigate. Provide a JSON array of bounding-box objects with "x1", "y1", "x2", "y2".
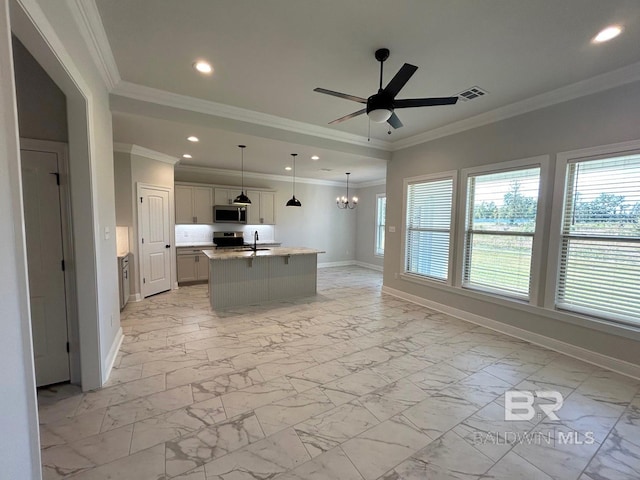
[{"x1": 37, "y1": 266, "x2": 640, "y2": 480}]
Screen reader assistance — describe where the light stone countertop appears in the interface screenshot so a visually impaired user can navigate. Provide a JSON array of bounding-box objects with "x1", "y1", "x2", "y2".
[
  {"x1": 202, "y1": 247, "x2": 324, "y2": 260},
  {"x1": 176, "y1": 241, "x2": 281, "y2": 248}
]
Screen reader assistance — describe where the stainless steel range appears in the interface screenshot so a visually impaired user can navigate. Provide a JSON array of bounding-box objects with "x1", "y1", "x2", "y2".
[{"x1": 213, "y1": 231, "x2": 245, "y2": 248}]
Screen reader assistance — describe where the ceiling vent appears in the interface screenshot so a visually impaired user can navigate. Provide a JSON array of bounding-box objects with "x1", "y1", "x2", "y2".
[{"x1": 457, "y1": 86, "x2": 488, "y2": 101}]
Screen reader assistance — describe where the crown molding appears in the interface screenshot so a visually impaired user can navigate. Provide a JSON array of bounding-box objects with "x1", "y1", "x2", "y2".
[
  {"x1": 356, "y1": 178, "x2": 386, "y2": 188},
  {"x1": 66, "y1": 0, "x2": 121, "y2": 90},
  {"x1": 393, "y1": 60, "x2": 640, "y2": 151},
  {"x1": 175, "y1": 164, "x2": 384, "y2": 188},
  {"x1": 114, "y1": 143, "x2": 179, "y2": 165},
  {"x1": 112, "y1": 81, "x2": 392, "y2": 152},
  {"x1": 174, "y1": 164, "x2": 354, "y2": 187}
]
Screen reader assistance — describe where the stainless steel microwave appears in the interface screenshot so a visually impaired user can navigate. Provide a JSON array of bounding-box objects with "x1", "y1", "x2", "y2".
[{"x1": 213, "y1": 205, "x2": 247, "y2": 224}]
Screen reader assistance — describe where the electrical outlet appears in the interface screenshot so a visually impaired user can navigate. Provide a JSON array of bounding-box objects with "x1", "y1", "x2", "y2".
[{"x1": 389, "y1": 226, "x2": 396, "y2": 233}]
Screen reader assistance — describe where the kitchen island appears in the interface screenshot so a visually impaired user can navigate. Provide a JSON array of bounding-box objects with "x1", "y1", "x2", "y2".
[{"x1": 202, "y1": 247, "x2": 324, "y2": 309}]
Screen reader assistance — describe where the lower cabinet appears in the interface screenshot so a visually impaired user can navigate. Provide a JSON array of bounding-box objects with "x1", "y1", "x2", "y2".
[{"x1": 177, "y1": 251, "x2": 209, "y2": 284}]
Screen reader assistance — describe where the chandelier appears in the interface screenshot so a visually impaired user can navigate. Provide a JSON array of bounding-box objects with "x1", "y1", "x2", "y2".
[{"x1": 337, "y1": 172, "x2": 358, "y2": 209}]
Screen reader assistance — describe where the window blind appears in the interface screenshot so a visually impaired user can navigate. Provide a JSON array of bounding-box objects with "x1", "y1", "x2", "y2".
[
  {"x1": 463, "y1": 167, "x2": 540, "y2": 298},
  {"x1": 406, "y1": 178, "x2": 453, "y2": 281},
  {"x1": 557, "y1": 154, "x2": 640, "y2": 323}
]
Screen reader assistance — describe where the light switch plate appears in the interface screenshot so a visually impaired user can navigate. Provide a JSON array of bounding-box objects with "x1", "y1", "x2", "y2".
[
  {"x1": 389, "y1": 226, "x2": 396, "y2": 233},
  {"x1": 105, "y1": 226, "x2": 110, "y2": 240}
]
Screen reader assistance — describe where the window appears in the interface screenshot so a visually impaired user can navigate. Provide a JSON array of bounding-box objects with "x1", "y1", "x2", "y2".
[
  {"x1": 405, "y1": 174, "x2": 455, "y2": 282},
  {"x1": 556, "y1": 154, "x2": 640, "y2": 323},
  {"x1": 375, "y1": 194, "x2": 386, "y2": 256},
  {"x1": 463, "y1": 167, "x2": 541, "y2": 299}
]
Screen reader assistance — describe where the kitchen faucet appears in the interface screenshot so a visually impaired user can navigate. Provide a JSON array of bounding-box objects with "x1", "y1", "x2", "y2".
[{"x1": 252, "y1": 230, "x2": 259, "y2": 252}]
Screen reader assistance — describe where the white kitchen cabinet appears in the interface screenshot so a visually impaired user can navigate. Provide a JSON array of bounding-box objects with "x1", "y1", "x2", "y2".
[
  {"x1": 177, "y1": 249, "x2": 209, "y2": 284},
  {"x1": 214, "y1": 188, "x2": 242, "y2": 206},
  {"x1": 175, "y1": 185, "x2": 213, "y2": 224},
  {"x1": 247, "y1": 190, "x2": 276, "y2": 225},
  {"x1": 177, "y1": 254, "x2": 198, "y2": 283}
]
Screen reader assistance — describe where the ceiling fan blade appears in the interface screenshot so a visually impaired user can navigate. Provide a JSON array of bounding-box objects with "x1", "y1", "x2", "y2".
[
  {"x1": 387, "y1": 112, "x2": 403, "y2": 129},
  {"x1": 394, "y1": 97, "x2": 459, "y2": 108},
  {"x1": 383, "y1": 63, "x2": 418, "y2": 99},
  {"x1": 328, "y1": 109, "x2": 366, "y2": 124},
  {"x1": 313, "y1": 88, "x2": 367, "y2": 104}
]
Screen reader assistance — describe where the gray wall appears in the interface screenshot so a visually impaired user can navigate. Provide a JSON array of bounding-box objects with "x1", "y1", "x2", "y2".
[
  {"x1": 175, "y1": 170, "x2": 357, "y2": 265},
  {"x1": 114, "y1": 151, "x2": 175, "y2": 297},
  {"x1": 385, "y1": 79, "x2": 640, "y2": 366},
  {"x1": 12, "y1": 35, "x2": 67, "y2": 142},
  {"x1": 355, "y1": 183, "x2": 385, "y2": 269}
]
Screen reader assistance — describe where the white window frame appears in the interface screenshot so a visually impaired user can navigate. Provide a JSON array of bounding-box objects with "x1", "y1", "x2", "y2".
[
  {"x1": 374, "y1": 193, "x2": 386, "y2": 257},
  {"x1": 402, "y1": 171, "x2": 457, "y2": 285},
  {"x1": 456, "y1": 156, "x2": 550, "y2": 304},
  {"x1": 546, "y1": 140, "x2": 640, "y2": 326}
]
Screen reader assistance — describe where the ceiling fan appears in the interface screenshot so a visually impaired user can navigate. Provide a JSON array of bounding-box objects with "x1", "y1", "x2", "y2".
[{"x1": 314, "y1": 48, "x2": 458, "y2": 129}]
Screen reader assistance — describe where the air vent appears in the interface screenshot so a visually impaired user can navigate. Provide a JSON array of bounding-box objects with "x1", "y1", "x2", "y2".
[
  {"x1": 320, "y1": 168, "x2": 332, "y2": 172},
  {"x1": 457, "y1": 86, "x2": 488, "y2": 101}
]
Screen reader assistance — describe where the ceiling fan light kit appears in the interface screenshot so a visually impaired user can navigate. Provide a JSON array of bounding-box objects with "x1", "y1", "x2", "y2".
[
  {"x1": 315, "y1": 47, "x2": 458, "y2": 130},
  {"x1": 233, "y1": 145, "x2": 252, "y2": 205}
]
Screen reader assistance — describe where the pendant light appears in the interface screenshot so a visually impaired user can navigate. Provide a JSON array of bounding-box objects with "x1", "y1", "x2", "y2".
[
  {"x1": 286, "y1": 153, "x2": 302, "y2": 207},
  {"x1": 233, "y1": 145, "x2": 251, "y2": 205},
  {"x1": 337, "y1": 172, "x2": 358, "y2": 209}
]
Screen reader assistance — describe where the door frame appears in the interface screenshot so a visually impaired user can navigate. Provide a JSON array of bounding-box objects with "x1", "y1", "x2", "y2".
[
  {"x1": 20, "y1": 138, "x2": 80, "y2": 385},
  {"x1": 136, "y1": 182, "x2": 176, "y2": 298}
]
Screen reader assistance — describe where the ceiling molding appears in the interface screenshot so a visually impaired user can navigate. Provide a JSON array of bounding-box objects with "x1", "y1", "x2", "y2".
[
  {"x1": 356, "y1": 178, "x2": 386, "y2": 188},
  {"x1": 173, "y1": 164, "x2": 360, "y2": 187},
  {"x1": 112, "y1": 81, "x2": 392, "y2": 152},
  {"x1": 393, "y1": 60, "x2": 640, "y2": 151},
  {"x1": 114, "y1": 143, "x2": 179, "y2": 165},
  {"x1": 66, "y1": 0, "x2": 121, "y2": 90}
]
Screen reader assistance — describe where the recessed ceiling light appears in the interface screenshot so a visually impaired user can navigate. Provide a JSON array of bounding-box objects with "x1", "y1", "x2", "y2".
[
  {"x1": 187, "y1": 136, "x2": 199, "y2": 142},
  {"x1": 593, "y1": 25, "x2": 622, "y2": 43},
  {"x1": 182, "y1": 154, "x2": 192, "y2": 159},
  {"x1": 193, "y1": 60, "x2": 213, "y2": 74},
  {"x1": 311, "y1": 155, "x2": 320, "y2": 160},
  {"x1": 285, "y1": 166, "x2": 292, "y2": 171}
]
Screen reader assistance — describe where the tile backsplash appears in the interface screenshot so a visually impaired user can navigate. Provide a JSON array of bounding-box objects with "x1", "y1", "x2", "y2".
[{"x1": 175, "y1": 224, "x2": 275, "y2": 244}]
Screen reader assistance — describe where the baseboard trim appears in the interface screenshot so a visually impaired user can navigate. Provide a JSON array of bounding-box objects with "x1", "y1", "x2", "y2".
[
  {"x1": 129, "y1": 293, "x2": 142, "y2": 303},
  {"x1": 354, "y1": 261, "x2": 383, "y2": 272},
  {"x1": 381, "y1": 285, "x2": 640, "y2": 381},
  {"x1": 317, "y1": 260, "x2": 384, "y2": 271},
  {"x1": 318, "y1": 260, "x2": 355, "y2": 268},
  {"x1": 102, "y1": 327, "x2": 123, "y2": 385}
]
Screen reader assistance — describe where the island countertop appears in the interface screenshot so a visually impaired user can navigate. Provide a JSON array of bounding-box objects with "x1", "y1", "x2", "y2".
[{"x1": 202, "y1": 247, "x2": 325, "y2": 261}]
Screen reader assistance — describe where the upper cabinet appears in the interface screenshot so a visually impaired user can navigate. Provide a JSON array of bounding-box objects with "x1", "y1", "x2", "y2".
[
  {"x1": 175, "y1": 185, "x2": 213, "y2": 224},
  {"x1": 247, "y1": 190, "x2": 276, "y2": 225},
  {"x1": 214, "y1": 187, "x2": 242, "y2": 206}
]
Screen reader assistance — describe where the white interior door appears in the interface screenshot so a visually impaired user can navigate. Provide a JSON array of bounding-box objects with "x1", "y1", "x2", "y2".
[
  {"x1": 139, "y1": 185, "x2": 171, "y2": 297},
  {"x1": 21, "y1": 149, "x2": 70, "y2": 386}
]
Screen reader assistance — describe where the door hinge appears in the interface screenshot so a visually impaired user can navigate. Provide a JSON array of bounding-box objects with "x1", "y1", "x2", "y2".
[
  {"x1": 61, "y1": 259, "x2": 65, "y2": 271},
  {"x1": 50, "y1": 172, "x2": 60, "y2": 185},
  {"x1": 140, "y1": 197, "x2": 143, "y2": 203},
  {"x1": 66, "y1": 342, "x2": 69, "y2": 353},
  {"x1": 142, "y1": 238, "x2": 144, "y2": 244},
  {"x1": 143, "y1": 278, "x2": 146, "y2": 284}
]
